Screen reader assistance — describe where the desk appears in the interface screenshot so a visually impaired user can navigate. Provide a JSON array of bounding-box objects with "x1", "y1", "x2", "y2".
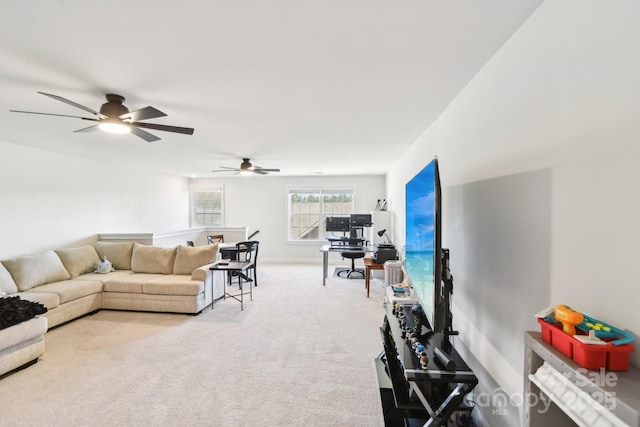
[
  {"x1": 363, "y1": 257, "x2": 384, "y2": 298},
  {"x1": 209, "y1": 261, "x2": 253, "y2": 311},
  {"x1": 320, "y1": 244, "x2": 374, "y2": 288}
]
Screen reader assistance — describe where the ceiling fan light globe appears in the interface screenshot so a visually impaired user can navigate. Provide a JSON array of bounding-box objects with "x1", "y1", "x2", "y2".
[
  {"x1": 239, "y1": 170, "x2": 252, "y2": 176},
  {"x1": 99, "y1": 121, "x2": 131, "y2": 134}
]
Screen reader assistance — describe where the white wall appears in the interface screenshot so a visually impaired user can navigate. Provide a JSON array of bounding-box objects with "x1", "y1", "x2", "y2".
[
  {"x1": 387, "y1": 1, "x2": 640, "y2": 425},
  {"x1": 191, "y1": 175, "x2": 386, "y2": 263},
  {"x1": 0, "y1": 137, "x2": 384, "y2": 265},
  {"x1": 0, "y1": 141, "x2": 190, "y2": 259}
]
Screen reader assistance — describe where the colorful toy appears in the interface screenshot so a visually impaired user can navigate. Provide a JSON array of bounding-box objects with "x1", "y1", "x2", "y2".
[
  {"x1": 581, "y1": 313, "x2": 634, "y2": 346},
  {"x1": 536, "y1": 304, "x2": 635, "y2": 371},
  {"x1": 554, "y1": 304, "x2": 583, "y2": 336},
  {"x1": 542, "y1": 306, "x2": 634, "y2": 347}
]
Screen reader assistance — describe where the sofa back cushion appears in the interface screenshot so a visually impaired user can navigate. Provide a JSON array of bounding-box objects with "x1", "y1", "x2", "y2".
[
  {"x1": 2, "y1": 250, "x2": 71, "y2": 291},
  {"x1": 0, "y1": 262, "x2": 18, "y2": 295},
  {"x1": 131, "y1": 243, "x2": 177, "y2": 274},
  {"x1": 95, "y1": 241, "x2": 134, "y2": 270},
  {"x1": 55, "y1": 245, "x2": 101, "y2": 278},
  {"x1": 173, "y1": 243, "x2": 218, "y2": 275}
]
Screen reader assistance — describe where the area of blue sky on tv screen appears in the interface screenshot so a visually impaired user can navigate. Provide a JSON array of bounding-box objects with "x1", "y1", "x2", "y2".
[{"x1": 405, "y1": 160, "x2": 435, "y2": 324}]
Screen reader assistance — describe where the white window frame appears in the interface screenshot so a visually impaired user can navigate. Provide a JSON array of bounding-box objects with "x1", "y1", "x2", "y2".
[
  {"x1": 286, "y1": 185, "x2": 355, "y2": 242},
  {"x1": 190, "y1": 184, "x2": 224, "y2": 227}
]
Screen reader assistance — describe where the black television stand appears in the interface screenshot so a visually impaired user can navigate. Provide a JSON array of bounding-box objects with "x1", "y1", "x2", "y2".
[{"x1": 375, "y1": 303, "x2": 477, "y2": 426}]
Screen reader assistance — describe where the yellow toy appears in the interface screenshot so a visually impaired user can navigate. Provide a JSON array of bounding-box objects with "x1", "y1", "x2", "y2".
[{"x1": 554, "y1": 304, "x2": 584, "y2": 336}]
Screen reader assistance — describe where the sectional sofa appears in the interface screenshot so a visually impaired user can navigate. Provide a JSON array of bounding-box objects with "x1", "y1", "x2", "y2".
[{"x1": 0, "y1": 241, "x2": 224, "y2": 377}]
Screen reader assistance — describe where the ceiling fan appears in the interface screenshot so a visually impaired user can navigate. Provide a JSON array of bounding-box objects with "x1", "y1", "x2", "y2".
[
  {"x1": 10, "y1": 92, "x2": 194, "y2": 142},
  {"x1": 212, "y1": 158, "x2": 281, "y2": 175}
]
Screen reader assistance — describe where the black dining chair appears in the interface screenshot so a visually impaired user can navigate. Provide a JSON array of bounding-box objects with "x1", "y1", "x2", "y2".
[
  {"x1": 233, "y1": 240, "x2": 259, "y2": 287},
  {"x1": 207, "y1": 234, "x2": 225, "y2": 244}
]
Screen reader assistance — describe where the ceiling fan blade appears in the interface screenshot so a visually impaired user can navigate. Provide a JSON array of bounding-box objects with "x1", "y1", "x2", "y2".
[
  {"x1": 131, "y1": 121, "x2": 194, "y2": 135},
  {"x1": 120, "y1": 106, "x2": 167, "y2": 122},
  {"x1": 253, "y1": 169, "x2": 269, "y2": 175},
  {"x1": 251, "y1": 164, "x2": 280, "y2": 173},
  {"x1": 38, "y1": 91, "x2": 104, "y2": 118},
  {"x1": 130, "y1": 126, "x2": 161, "y2": 143},
  {"x1": 10, "y1": 110, "x2": 93, "y2": 119},
  {"x1": 74, "y1": 125, "x2": 99, "y2": 133}
]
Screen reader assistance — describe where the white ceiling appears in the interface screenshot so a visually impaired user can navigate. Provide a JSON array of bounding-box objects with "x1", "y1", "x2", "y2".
[{"x1": 0, "y1": 0, "x2": 542, "y2": 177}]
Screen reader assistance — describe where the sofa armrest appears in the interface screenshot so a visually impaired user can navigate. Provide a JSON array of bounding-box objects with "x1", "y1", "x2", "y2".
[
  {"x1": 191, "y1": 263, "x2": 225, "y2": 302},
  {"x1": 190, "y1": 263, "x2": 217, "y2": 282}
]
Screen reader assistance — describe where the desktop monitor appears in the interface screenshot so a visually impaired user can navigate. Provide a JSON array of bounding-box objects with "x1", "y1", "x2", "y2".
[
  {"x1": 350, "y1": 214, "x2": 372, "y2": 227},
  {"x1": 325, "y1": 216, "x2": 351, "y2": 233},
  {"x1": 405, "y1": 158, "x2": 442, "y2": 332}
]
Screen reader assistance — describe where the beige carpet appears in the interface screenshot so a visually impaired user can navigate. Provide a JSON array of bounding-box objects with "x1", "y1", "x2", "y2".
[{"x1": 0, "y1": 263, "x2": 388, "y2": 427}]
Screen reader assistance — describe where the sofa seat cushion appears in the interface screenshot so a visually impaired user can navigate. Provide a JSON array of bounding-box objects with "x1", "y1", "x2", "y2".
[
  {"x1": 142, "y1": 275, "x2": 204, "y2": 296},
  {"x1": 131, "y1": 244, "x2": 177, "y2": 274},
  {"x1": 73, "y1": 270, "x2": 135, "y2": 284},
  {"x1": 24, "y1": 280, "x2": 103, "y2": 304},
  {"x1": 2, "y1": 250, "x2": 71, "y2": 291},
  {"x1": 54, "y1": 245, "x2": 101, "y2": 278},
  {"x1": 15, "y1": 292, "x2": 60, "y2": 310},
  {"x1": 104, "y1": 274, "x2": 165, "y2": 294}
]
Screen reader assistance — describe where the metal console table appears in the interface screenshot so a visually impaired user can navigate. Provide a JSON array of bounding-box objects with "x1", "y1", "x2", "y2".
[{"x1": 209, "y1": 261, "x2": 253, "y2": 311}]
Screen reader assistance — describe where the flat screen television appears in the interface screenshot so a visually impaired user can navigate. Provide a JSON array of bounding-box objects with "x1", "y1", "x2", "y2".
[
  {"x1": 405, "y1": 158, "x2": 442, "y2": 332},
  {"x1": 325, "y1": 216, "x2": 351, "y2": 233}
]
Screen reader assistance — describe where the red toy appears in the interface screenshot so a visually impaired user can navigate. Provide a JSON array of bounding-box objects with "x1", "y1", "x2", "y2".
[{"x1": 537, "y1": 305, "x2": 635, "y2": 371}]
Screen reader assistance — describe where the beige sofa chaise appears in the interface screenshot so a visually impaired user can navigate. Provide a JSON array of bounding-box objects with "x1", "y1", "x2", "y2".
[
  {"x1": 0, "y1": 241, "x2": 224, "y2": 377},
  {"x1": 0, "y1": 316, "x2": 48, "y2": 378}
]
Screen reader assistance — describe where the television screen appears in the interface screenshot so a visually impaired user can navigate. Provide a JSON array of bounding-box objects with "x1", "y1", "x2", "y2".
[
  {"x1": 405, "y1": 158, "x2": 441, "y2": 330},
  {"x1": 325, "y1": 216, "x2": 351, "y2": 233},
  {"x1": 350, "y1": 214, "x2": 372, "y2": 227}
]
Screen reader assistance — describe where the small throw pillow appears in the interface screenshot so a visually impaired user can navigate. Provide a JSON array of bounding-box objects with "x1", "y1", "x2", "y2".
[
  {"x1": 173, "y1": 244, "x2": 218, "y2": 275},
  {"x1": 0, "y1": 262, "x2": 19, "y2": 294},
  {"x1": 130, "y1": 243, "x2": 177, "y2": 274},
  {"x1": 2, "y1": 250, "x2": 71, "y2": 292},
  {"x1": 55, "y1": 245, "x2": 101, "y2": 278},
  {"x1": 95, "y1": 241, "x2": 134, "y2": 270}
]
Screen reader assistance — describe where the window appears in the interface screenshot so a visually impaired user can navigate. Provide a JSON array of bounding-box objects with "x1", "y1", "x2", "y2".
[
  {"x1": 287, "y1": 187, "x2": 354, "y2": 241},
  {"x1": 190, "y1": 186, "x2": 224, "y2": 226}
]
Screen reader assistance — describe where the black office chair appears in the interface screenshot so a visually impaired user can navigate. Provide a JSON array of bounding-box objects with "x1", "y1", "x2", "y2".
[
  {"x1": 338, "y1": 250, "x2": 365, "y2": 279},
  {"x1": 230, "y1": 240, "x2": 259, "y2": 287}
]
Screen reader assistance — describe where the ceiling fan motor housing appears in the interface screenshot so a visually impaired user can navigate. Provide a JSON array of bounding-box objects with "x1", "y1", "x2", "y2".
[
  {"x1": 100, "y1": 94, "x2": 129, "y2": 119},
  {"x1": 240, "y1": 158, "x2": 252, "y2": 170}
]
